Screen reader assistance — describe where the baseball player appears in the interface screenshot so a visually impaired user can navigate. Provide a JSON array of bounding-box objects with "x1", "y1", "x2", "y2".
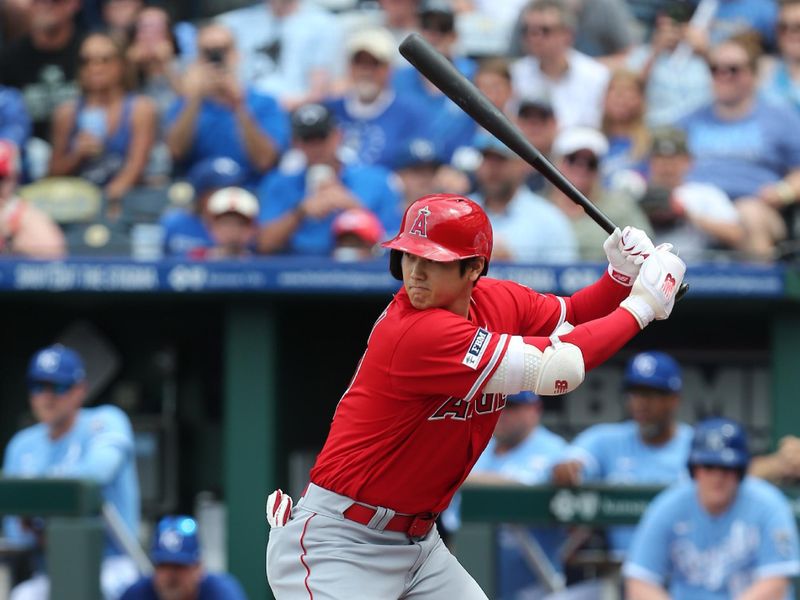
[
  {"x1": 266, "y1": 193, "x2": 686, "y2": 599},
  {"x1": 623, "y1": 417, "x2": 800, "y2": 600}
]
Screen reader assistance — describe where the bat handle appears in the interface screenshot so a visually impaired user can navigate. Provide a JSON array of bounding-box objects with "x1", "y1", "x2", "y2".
[{"x1": 676, "y1": 282, "x2": 689, "y2": 301}]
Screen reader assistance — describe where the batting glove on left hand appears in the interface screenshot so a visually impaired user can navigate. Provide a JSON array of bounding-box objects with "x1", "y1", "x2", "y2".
[
  {"x1": 266, "y1": 489, "x2": 293, "y2": 528},
  {"x1": 603, "y1": 226, "x2": 658, "y2": 286}
]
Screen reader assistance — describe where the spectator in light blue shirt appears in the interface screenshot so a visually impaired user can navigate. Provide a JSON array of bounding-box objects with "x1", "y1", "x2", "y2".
[{"x1": 3, "y1": 344, "x2": 141, "y2": 600}]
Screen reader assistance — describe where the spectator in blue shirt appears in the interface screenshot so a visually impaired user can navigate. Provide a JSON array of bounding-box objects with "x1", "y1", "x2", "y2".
[
  {"x1": 257, "y1": 102, "x2": 402, "y2": 255},
  {"x1": 160, "y1": 156, "x2": 247, "y2": 256},
  {"x1": 0, "y1": 85, "x2": 31, "y2": 151},
  {"x1": 164, "y1": 22, "x2": 290, "y2": 186},
  {"x1": 120, "y1": 515, "x2": 247, "y2": 600},
  {"x1": 3, "y1": 344, "x2": 141, "y2": 600}
]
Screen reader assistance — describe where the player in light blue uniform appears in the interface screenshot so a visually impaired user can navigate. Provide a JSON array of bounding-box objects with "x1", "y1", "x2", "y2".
[
  {"x1": 624, "y1": 417, "x2": 800, "y2": 600},
  {"x1": 467, "y1": 391, "x2": 568, "y2": 600},
  {"x1": 552, "y1": 351, "x2": 693, "y2": 555},
  {"x1": 3, "y1": 344, "x2": 140, "y2": 600}
]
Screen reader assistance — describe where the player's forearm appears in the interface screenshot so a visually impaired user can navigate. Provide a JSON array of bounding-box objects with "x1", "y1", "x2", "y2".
[
  {"x1": 625, "y1": 578, "x2": 671, "y2": 600},
  {"x1": 69, "y1": 445, "x2": 127, "y2": 485},
  {"x1": 565, "y1": 271, "x2": 631, "y2": 324},
  {"x1": 736, "y1": 577, "x2": 789, "y2": 600}
]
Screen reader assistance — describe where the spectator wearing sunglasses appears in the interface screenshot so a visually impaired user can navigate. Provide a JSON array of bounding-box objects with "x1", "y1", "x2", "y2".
[
  {"x1": 0, "y1": 0, "x2": 84, "y2": 142},
  {"x1": 761, "y1": 0, "x2": 800, "y2": 114},
  {"x1": 679, "y1": 36, "x2": 800, "y2": 261},
  {"x1": 2, "y1": 343, "x2": 141, "y2": 600},
  {"x1": 545, "y1": 126, "x2": 652, "y2": 260}
]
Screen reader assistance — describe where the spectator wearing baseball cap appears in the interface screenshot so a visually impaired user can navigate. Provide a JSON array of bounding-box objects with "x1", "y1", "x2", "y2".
[
  {"x1": 256, "y1": 102, "x2": 402, "y2": 256},
  {"x1": 120, "y1": 515, "x2": 247, "y2": 600},
  {"x1": 463, "y1": 389, "x2": 569, "y2": 599},
  {"x1": 552, "y1": 350, "x2": 693, "y2": 556},
  {"x1": 325, "y1": 27, "x2": 428, "y2": 170},
  {"x1": 546, "y1": 126, "x2": 653, "y2": 261},
  {"x1": 516, "y1": 95, "x2": 558, "y2": 193},
  {"x1": 470, "y1": 132, "x2": 578, "y2": 263},
  {"x1": 190, "y1": 187, "x2": 259, "y2": 260},
  {"x1": 4, "y1": 343, "x2": 142, "y2": 600},
  {"x1": 393, "y1": 137, "x2": 448, "y2": 209},
  {"x1": 642, "y1": 127, "x2": 744, "y2": 260},
  {"x1": 331, "y1": 207, "x2": 385, "y2": 261},
  {"x1": 160, "y1": 157, "x2": 247, "y2": 256},
  {"x1": 0, "y1": 139, "x2": 66, "y2": 258}
]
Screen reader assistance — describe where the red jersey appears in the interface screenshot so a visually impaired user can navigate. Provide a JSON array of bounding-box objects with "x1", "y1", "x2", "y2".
[{"x1": 310, "y1": 274, "x2": 637, "y2": 514}]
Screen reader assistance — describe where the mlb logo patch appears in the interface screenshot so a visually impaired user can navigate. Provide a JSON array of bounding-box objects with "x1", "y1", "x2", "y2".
[{"x1": 462, "y1": 328, "x2": 491, "y2": 369}]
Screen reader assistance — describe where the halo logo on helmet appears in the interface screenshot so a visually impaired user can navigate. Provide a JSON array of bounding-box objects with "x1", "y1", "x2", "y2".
[
  {"x1": 409, "y1": 206, "x2": 431, "y2": 238},
  {"x1": 382, "y1": 194, "x2": 494, "y2": 281}
]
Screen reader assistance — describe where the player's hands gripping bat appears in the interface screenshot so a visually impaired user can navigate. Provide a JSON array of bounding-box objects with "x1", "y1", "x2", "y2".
[
  {"x1": 620, "y1": 248, "x2": 686, "y2": 328},
  {"x1": 603, "y1": 226, "x2": 659, "y2": 286}
]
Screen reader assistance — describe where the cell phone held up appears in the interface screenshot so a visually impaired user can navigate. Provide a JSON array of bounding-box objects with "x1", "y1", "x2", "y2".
[{"x1": 77, "y1": 107, "x2": 108, "y2": 140}]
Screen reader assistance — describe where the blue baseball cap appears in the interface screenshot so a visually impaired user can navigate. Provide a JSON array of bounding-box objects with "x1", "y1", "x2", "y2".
[
  {"x1": 186, "y1": 157, "x2": 246, "y2": 196},
  {"x1": 151, "y1": 516, "x2": 201, "y2": 566},
  {"x1": 395, "y1": 138, "x2": 442, "y2": 170},
  {"x1": 506, "y1": 391, "x2": 540, "y2": 404},
  {"x1": 623, "y1": 351, "x2": 682, "y2": 393},
  {"x1": 27, "y1": 344, "x2": 85, "y2": 387}
]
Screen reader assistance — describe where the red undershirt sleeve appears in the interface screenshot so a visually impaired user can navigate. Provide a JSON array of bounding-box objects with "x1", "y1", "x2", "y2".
[
  {"x1": 523, "y1": 308, "x2": 641, "y2": 371},
  {"x1": 564, "y1": 271, "x2": 631, "y2": 325}
]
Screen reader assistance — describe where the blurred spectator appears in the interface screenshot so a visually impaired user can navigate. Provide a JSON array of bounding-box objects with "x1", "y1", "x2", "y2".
[
  {"x1": 392, "y1": 0, "x2": 477, "y2": 162},
  {"x1": 378, "y1": 0, "x2": 422, "y2": 52},
  {"x1": 600, "y1": 69, "x2": 650, "y2": 190},
  {"x1": 331, "y1": 207, "x2": 385, "y2": 261},
  {"x1": 393, "y1": 137, "x2": 446, "y2": 208},
  {"x1": 470, "y1": 133, "x2": 578, "y2": 263},
  {"x1": 625, "y1": 0, "x2": 713, "y2": 127},
  {"x1": 3, "y1": 344, "x2": 140, "y2": 600},
  {"x1": 127, "y1": 6, "x2": 182, "y2": 115},
  {"x1": 326, "y1": 27, "x2": 427, "y2": 170},
  {"x1": 510, "y1": 0, "x2": 610, "y2": 129},
  {"x1": 681, "y1": 37, "x2": 800, "y2": 260},
  {"x1": 623, "y1": 417, "x2": 800, "y2": 600},
  {"x1": 216, "y1": 0, "x2": 345, "y2": 111},
  {"x1": 257, "y1": 102, "x2": 402, "y2": 255},
  {"x1": 161, "y1": 157, "x2": 246, "y2": 257},
  {"x1": 0, "y1": 140, "x2": 65, "y2": 258},
  {"x1": 641, "y1": 127, "x2": 744, "y2": 259},
  {"x1": 0, "y1": 85, "x2": 32, "y2": 154},
  {"x1": 120, "y1": 515, "x2": 247, "y2": 600},
  {"x1": 710, "y1": 0, "x2": 779, "y2": 50},
  {"x1": 545, "y1": 126, "x2": 652, "y2": 260},
  {"x1": 552, "y1": 351, "x2": 693, "y2": 558},
  {"x1": 165, "y1": 22, "x2": 289, "y2": 186},
  {"x1": 187, "y1": 186, "x2": 258, "y2": 260},
  {"x1": 466, "y1": 391, "x2": 569, "y2": 600},
  {"x1": 102, "y1": 0, "x2": 142, "y2": 46},
  {"x1": 0, "y1": 0, "x2": 83, "y2": 142},
  {"x1": 761, "y1": 0, "x2": 800, "y2": 113},
  {"x1": 48, "y1": 31, "x2": 157, "y2": 217},
  {"x1": 515, "y1": 94, "x2": 557, "y2": 193},
  {"x1": 0, "y1": 0, "x2": 31, "y2": 46},
  {"x1": 750, "y1": 434, "x2": 800, "y2": 484}
]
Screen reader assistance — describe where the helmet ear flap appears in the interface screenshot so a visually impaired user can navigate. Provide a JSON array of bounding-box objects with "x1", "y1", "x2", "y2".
[{"x1": 389, "y1": 250, "x2": 403, "y2": 280}]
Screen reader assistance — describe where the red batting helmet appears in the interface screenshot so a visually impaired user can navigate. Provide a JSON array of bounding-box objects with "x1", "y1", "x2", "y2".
[{"x1": 382, "y1": 194, "x2": 493, "y2": 280}]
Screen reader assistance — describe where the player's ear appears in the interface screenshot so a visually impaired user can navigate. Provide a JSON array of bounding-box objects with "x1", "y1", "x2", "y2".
[{"x1": 468, "y1": 257, "x2": 485, "y2": 282}]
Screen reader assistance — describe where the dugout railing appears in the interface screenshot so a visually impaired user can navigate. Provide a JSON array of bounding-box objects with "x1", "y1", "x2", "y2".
[{"x1": 457, "y1": 483, "x2": 800, "y2": 598}]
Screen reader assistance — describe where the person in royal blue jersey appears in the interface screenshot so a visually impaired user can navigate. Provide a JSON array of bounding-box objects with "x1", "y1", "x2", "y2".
[
  {"x1": 624, "y1": 417, "x2": 800, "y2": 600},
  {"x1": 121, "y1": 515, "x2": 247, "y2": 600},
  {"x1": 3, "y1": 344, "x2": 140, "y2": 600}
]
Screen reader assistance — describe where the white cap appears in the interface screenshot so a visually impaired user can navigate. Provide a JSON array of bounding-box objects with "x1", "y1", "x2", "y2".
[
  {"x1": 552, "y1": 127, "x2": 609, "y2": 158},
  {"x1": 207, "y1": 187, "x2": 259, "y2": 219},
  {"x1": 347, "y1": 28, "x2": 395, "y2": 63}
]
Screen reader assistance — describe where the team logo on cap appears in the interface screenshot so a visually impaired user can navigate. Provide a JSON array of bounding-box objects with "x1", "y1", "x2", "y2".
[
  {"x1": 159, "y1": 529, "x2": 184, "y2": 552},
  {"x1": 37, "y1": 350, "x2": 61, "y2": 373},
  {"x1": 409, "y1": 206, "x2": 431, "y2": 238}
]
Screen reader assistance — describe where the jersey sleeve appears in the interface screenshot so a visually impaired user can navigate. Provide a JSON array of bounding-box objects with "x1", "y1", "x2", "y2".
[
  {"x1": 753, "y1": 485, "x2": 800, "y2": 580},
  {"x1": 622, "y1": 488, "x2": 677, "y2": 586},
  {"x1": 63, "y1": 407, "x2": 134, "y2": 485},
  {"x1": 389, "y1": 310, "x2": 510, "y2": 402}
]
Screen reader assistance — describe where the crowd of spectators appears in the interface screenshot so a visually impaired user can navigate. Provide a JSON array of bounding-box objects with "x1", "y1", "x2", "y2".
[{"x1": 0, "y1": 0, "x2": 798, "y2": 263}]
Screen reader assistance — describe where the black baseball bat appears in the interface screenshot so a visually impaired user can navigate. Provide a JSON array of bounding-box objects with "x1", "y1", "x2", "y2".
[{"x1": 398, "y1": 33, "x2": 688, "y2": 300}]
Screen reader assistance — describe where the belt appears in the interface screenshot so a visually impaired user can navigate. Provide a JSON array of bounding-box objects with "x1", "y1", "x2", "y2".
[{"x1": 343, "y1": 503, "x2": 438, "y2": 538}]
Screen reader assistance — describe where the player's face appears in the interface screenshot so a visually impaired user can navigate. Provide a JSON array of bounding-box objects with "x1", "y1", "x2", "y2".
[
  {"x1": 154, "y1": 563, "x2": 203, "y2": 600},
  {"x1": 694, "y1": 465, "x2": 740, "y2": 514},
  {"x1": 29, "y1": 382, "x2": 83, "y2": 436},
  {"x1": 627, "y1": 388, "x2": 678, "y2": 439},
  {"x1": 401, "y1": 252, "x2": 483, "y2": 316},
  {"x1": 494, "y1": 402, "x2": 540, "y2": 448}
]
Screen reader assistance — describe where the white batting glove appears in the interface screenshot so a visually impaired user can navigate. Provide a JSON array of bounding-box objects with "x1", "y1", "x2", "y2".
[
  {"x1": 619, "y1": 247, "x2": 686, "y2": 328},
  {"x1": 603, "y1": 226, "x2": 658, "y2": 286},
  {"x1": 266, "y1": 489, "x2": 293, "y2": 528}
]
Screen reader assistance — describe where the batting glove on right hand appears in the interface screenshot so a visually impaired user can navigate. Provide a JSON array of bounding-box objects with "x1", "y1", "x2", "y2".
[
  {"x1": 619, "y1": 247, "x2": 686, "y2": 328},
  {"x1": 266, "y1": 489, "x2": 293, "y2": 528},
  {"x1": 603, "y1": 226, "x2": 658, "y2": 286}
]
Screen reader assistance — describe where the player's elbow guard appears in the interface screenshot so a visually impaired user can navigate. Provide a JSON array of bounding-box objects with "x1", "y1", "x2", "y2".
[{"x1": 484, "y1": 336, "x2": 585, "y2": 396}]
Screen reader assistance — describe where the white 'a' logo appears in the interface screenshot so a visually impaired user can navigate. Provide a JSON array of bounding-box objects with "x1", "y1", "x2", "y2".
[{"x1": 409, "y1": 206, "x2": 431, "y2": 237}]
